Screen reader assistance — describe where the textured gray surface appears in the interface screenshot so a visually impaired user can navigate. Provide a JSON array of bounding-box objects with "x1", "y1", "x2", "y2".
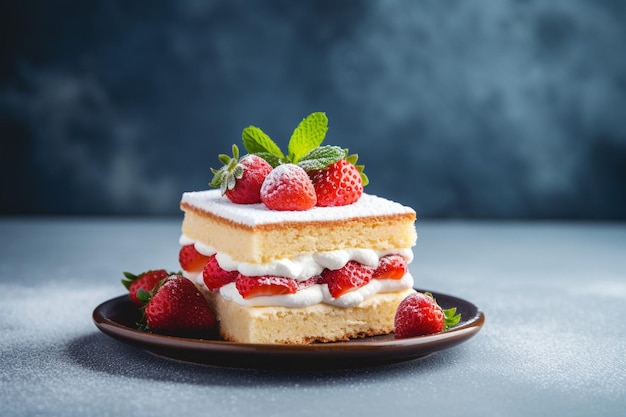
[{"x1": 1, "y1": 218, "x2": 625, "y2": 417}]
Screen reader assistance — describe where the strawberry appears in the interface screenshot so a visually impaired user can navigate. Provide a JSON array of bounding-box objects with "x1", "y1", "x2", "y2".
[
  {"x1": 373, "y1": 255, "x2": 408, "y2": 280},
  {"x1": 321, "y1": 261, "x2": 373, "y2": 298},
  {"x1": 179, "y1": 244, "x2": 210, "y2": 272},
  {"x1": 202, "y1": 254, "x2": 239, "y2": 291},
  {"x1": 260, "y1": 164, "x2": 317, "y2": 211},
  {"x1": 297, "y1": 275, "x2": 322, "y2": 290},
  {"x1": 394, "y1": 292, "x2": 461, "y2": 339},
  {"x1": 143, "y1": 275, "x2": 216, "y2": 336},
  {"x1": 210, "y1": 145, "x2": 272, "y2": 204},
  {"x1": 211, "y1": 113, "x2": 369, "y2": 211},
  {"x1": 235, "y1": 275, "x2": 298, "y2": 298},
  {"x1": 309, "y1": 158, "x2": 363, "y2": 207},
  {"x1": 121, "y1": 269, "x2": 171, "y2": 306}
]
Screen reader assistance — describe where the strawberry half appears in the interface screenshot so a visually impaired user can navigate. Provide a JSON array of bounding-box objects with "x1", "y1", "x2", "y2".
[
  {"x1": 260, "y1": 164, "x2": 317, "y2": 211},
  {"x1": 309, "y1": 159, "x2": 363, "y2": 207},
  {"x1": 235, "y1": 275, "x2": 298, "y2": 298},
  {"x1": 202, "y1": 254, "x2": 239, "y2": 291},
  {"x1": 321, "y1": 261, "x2": 373, "y2": 298},
  {"x1": 179, "y1": 244, "x2": 210, "y2": 272},
  {"x1": 143, "y1": 275, "x2": 216, "y2": 336},
  {"x1": 373, "y1": 255, "x2": 408, "y2": 280},
  {"x1": 394, "y1": 292, "x2": 461, "y2": 338},
  {"x1": 121, "y1": 269, "x2": 171, "y2": 306}
]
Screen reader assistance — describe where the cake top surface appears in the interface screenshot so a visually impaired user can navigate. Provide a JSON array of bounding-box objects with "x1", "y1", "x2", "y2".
[{"x1": 181, "y1": 189, "x2": 415, "y2": 226}]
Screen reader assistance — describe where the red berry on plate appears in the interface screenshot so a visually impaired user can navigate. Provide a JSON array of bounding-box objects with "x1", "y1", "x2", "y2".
[
  {"x1": 202, "y1": 254, "x2": 239, "y2": 291},
  {"x1": 373, "y1": 255, "x2": 408, "y2": 280},
  {"x1": 210, "y1": 145, "x2": 273, "y2": 204},
  {"x1": 321, "y1": 261, "x2": 373, "y2": 298},
  {"x1": 309, "y1": 159, "x2": 363, "y2": 207},
  {"x1": 235, "y1": 275, "x2": 298, "y2": 298},
  {"x1": 179, "y1": 244, "x2": 210, "y2": 272},
  {"x1": 394, "y1": 292, "x2": 462, "y2": 339},
  {"x1": 144, "y1": 275, "x2": 216, "y2": 336},
  {"x1": 260, "y1": 164, "x2": 317, "y2": 211},
  {"x1": 121, "y1": 269, "x2": 170, "y2": 306}
]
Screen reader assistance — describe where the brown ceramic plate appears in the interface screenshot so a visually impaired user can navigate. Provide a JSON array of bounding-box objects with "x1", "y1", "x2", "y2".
[{"x1": 93, "y1": 289, "x2": 484, "y2": 369}]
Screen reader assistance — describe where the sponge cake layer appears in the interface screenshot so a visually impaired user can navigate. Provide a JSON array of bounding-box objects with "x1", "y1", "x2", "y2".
[{"x1": 180, "y1": 190, "x2": 417, "y2": 264}]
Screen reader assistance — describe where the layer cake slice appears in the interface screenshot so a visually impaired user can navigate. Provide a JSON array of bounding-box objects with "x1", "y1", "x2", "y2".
[{"x1": 180, "y1": 189, "x2": 417, "y2": 344}]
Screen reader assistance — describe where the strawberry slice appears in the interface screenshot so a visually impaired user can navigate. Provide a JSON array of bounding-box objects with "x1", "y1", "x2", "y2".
[
  {"x1": 202, "y1": 254, "x2": 239, "y2": 291},
  {"x1": 373, "y1": 255, "x2": 408, "y2": 280},
  {"x1": 179, "y1": 244, "x2": 210, "y2": 272},
  {"x1": 297, "y1": 275, "x2": 322, "y2": 290},
  {"x1": 321, "y1": 261, "x2": 373, "y2": 298},
  {"x1": 235, "y1": 275, "x2": 298, "y2": 299}
]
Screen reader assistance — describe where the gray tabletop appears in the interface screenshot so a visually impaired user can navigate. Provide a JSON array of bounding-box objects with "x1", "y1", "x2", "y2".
[{"x1": 1, "y1": 218, "x2": 625, "y2": 417}]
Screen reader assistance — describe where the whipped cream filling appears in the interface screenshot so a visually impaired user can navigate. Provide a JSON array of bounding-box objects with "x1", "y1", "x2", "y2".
[
  {"x1": 218, "y1": 273, "x2": 414, "y2": 308},
  {"x1": 180, "y1": 234, "x2": 414, "y2": 307},
  {"x1": 180, "y1": 234, "x2": 413, "y2": 281}
]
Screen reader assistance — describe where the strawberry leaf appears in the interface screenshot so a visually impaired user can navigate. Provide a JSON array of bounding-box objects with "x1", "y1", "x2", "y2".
[
  {"x1": 136, "y1": 288, "x2": 151, "y2": 304},
  {"x1": 209, "y1": 144, "x2": 247, "y2": 195},
  {"x1": 121, "y1": 271, "x2": 137, "y2": 290},
  {"x1": 287, "y1": 112, "x2": 328, "y2": 163},
  {"x1": 209, "y1": 169, "x2": 224, "y2": 188},
  {"x1": 424, "y1": 291, "x2": 461, "y2": 331},
  {"x1": 218, "y1": 153, "x2": 231, "y2": 165},
  {"x1": 345, "y1": 152, "x2": 369, "y2": 186},
  {"x1": 242, "y1": 126, "x2": 284, "y2": 159},
  {"x1": 443, "y1": 307, "x2": 462, "y2": 330},
  {"x1": 358, "y1": 169, "x2": 369, "y2": 186},
  {"x1": 297, "y1": 145, "x2": 346, "y2": 171}
]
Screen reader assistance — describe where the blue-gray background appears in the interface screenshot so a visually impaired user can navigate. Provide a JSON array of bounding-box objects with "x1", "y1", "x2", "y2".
[{"x1": 1, "y1": 0, "x2": 625, "y2": 219}]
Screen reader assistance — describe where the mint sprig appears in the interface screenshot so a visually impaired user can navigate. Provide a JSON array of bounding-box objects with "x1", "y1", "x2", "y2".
[
  {"x1": 225, "y1": 112, "x2": 368, "y2": 184},
  {"x1": 241, "y1": 112, "x2": 343, "y2": 171}
]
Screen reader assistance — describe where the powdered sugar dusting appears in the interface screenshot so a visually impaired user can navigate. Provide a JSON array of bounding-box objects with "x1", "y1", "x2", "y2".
[
  {"x1": 259, "y1": 164, "x2": 316, "y2": 210},
  {"x1": 260, "y1": 164, "x2": 304, "y2": 191},
  {"x1": 181, "y1": 189, "x2": 415, "y2": 226}
]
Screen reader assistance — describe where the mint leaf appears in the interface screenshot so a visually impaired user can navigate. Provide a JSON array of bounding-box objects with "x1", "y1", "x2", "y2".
[
  {"x1": 242, "y1": 126, "x2": 284, "y2": 159},
  {"x1": 287, "y1": 112, "x2": 328, "y2": 163},
  {"x1": 297, "y1": 146, "x2": 346, "y2": 171},
  {"x1": 254, "y1": 152, "x2": 283, "y2": 168}
]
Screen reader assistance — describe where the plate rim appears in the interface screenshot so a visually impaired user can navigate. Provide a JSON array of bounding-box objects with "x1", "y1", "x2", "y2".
[{"x1": 93, "y1": 289, "x2": 485, "y2": 368}]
